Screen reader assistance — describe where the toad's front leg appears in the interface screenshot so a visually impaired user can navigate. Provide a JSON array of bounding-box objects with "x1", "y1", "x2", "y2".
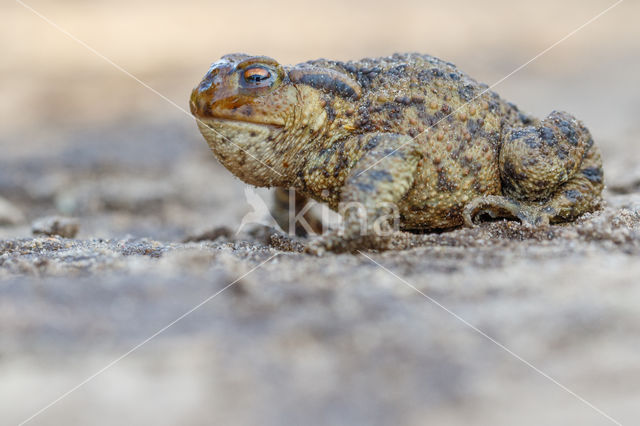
[{"x1": 305, "y1": 133, "x2": 420, "y2": 254}]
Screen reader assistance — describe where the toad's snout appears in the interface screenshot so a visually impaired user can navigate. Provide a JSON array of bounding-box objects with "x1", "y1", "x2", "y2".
[{"x1": 189, "y1": 86, "x2": 208, "y2": 118}]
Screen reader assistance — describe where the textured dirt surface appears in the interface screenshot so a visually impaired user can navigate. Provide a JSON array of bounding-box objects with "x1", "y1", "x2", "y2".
[
  {"x1": 3, "y1": 0, "x2": 640, "y2": 425},
  {"x1": 2, "y1": 202, "x2": 640, "y2": 426}
]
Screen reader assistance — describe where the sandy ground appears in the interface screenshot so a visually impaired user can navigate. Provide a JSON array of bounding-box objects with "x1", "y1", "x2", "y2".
[{"x1": 2, "y1": 0, "x2": 640, "y2": 425}]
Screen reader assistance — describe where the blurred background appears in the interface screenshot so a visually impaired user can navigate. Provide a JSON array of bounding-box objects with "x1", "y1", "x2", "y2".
[{"x1": 2, "y1": 0, "x2": 639, "y2": 425}]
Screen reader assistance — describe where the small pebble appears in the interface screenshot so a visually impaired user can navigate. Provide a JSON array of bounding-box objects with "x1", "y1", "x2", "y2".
[
  {"x1": 32, "y1": 216, "x2": 80, "y2": 238},
  {"x1": 0, "y1": 197, "x2": 25, "y2": 226}
]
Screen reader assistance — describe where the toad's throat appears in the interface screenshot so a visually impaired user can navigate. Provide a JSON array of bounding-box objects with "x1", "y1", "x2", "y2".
[{"x1": 195, "y1": 117, "x2": 283, "y2": 155}]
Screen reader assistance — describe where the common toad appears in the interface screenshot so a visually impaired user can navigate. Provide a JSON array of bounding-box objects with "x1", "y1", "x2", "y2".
[{"x1": 190, "y1": 53, "x2": 603, "y2": 252}]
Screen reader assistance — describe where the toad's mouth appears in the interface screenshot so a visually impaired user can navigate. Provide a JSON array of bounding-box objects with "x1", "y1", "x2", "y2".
[{"x1": 189, "y1": 96, "x2": 286, "y2": 128}]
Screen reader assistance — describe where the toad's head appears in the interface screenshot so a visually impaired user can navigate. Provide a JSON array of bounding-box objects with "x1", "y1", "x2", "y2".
[
  {"x1": 190, "y1": 54, "x2": 302, "y2": 186},
  {"x1": 190, "y1": 54, "x2": 362, "y2": 187}
]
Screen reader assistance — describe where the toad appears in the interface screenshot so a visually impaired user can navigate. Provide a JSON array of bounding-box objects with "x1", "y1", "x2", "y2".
[{"x1": 190, "y1": 53, "x2": 603, "y2": 253}]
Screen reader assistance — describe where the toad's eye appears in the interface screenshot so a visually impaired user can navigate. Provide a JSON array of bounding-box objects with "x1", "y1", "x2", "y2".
[{"x1": 243, "y1": 66, "x2": 271, "y2": 83}]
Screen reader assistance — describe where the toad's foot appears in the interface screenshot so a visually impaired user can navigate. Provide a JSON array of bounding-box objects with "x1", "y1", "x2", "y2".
[{"x1": 463, "y1": 195, "x2": 551, "y2": 227}]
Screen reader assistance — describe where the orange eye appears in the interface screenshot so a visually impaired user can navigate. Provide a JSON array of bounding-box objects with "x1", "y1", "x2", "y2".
[{"x1": 243, "y1": 66, "x2": 271, "y2": 83}]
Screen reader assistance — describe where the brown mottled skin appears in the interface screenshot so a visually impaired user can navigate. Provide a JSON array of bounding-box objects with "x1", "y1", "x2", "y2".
[{"x1": 190, "y1": 53, "x2": 604, "y2": 253}]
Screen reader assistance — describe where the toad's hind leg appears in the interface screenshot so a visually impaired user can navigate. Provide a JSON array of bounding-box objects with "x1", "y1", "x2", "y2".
[
  {"x1": 538, "y1": 143, "x2": 603, "y2": 222},
  {"x1": 464, "y1": 111, "x2": 604, "y2": 226}
]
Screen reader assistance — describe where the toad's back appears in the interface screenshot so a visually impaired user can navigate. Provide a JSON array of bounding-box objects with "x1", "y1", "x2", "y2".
[{"x1": 303, "y1": 53, "x2": 530, "y2": 228}]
